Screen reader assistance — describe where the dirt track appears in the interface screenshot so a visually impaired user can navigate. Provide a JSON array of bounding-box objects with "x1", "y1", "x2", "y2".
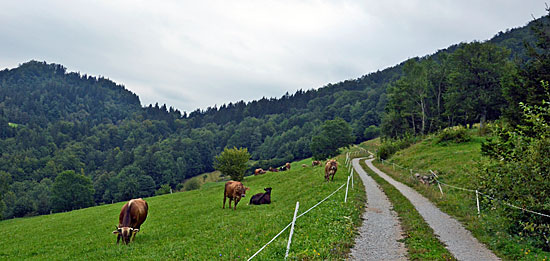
[{"x1": 361, "y1": 158, "x2": 500, "y2": 261}]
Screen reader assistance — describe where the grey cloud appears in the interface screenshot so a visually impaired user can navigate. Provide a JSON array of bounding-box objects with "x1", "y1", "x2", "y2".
[{"x1": 0, "y1": 0, "x2": 547, "y2": 113}]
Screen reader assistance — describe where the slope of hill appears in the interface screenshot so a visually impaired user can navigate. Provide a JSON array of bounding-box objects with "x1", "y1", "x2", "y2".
[
  {"x1": 0, "y1": 157, "x2": 365, "y2": 260},
  {"x1": 0, "y1": 15, "x2": 545, "y2": 220}
]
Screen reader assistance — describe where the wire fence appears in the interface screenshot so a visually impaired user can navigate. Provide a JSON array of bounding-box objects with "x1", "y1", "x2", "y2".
[
  {"x1": 377, "y1": 158, "x2": 550, "y2": 219},
  {"x1": 248, "y1": 157, "x2": 359, "y2": 260}
]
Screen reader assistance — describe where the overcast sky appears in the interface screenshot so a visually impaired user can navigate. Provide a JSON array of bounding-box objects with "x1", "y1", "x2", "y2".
[{"x1": 0, "y1": 1, "x2": 547, "y2": 113}]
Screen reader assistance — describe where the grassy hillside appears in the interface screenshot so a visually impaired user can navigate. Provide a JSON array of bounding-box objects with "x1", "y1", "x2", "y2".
[
  {"x1": 368, "y1": 131, "x2": 550, "y2": 260},
  {"x1": 0, "y1": 156, "x2": 365, "y2": 260}
]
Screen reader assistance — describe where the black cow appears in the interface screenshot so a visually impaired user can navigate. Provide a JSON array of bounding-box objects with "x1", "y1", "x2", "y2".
[{"x1": 249, "y1": 187, "x2": 272, "y2": 205}]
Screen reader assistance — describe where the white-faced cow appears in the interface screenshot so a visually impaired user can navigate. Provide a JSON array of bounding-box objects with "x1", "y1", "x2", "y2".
[
  {"x1": 249, "y1": 187, "x2": 272, "y2": 205},
  {"x1": 325, "y1": 160, "x2": 338, "y2": 181},
  {"x1": 285, "y1": 162, "x2": 291, "y2": 170},
  {"x1": 112, "y1": 198, "x2": 148, "y2": 244},
  {"x1": 223, "y1": 181, "x2": 249, "y2": 210}
]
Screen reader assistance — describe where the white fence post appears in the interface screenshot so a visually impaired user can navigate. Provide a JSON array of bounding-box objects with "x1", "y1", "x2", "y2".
[
  {"x1": 285, "y1": 202, "x2": 300, "y2": 260},
  {"x1": 345, "y1": 175, "x2": 351, "y2": 203},
  {"x1": 476, "y1": 190, "x2": 480, "y2": 217},
  {"x1": 437, "y1": 182, "x2": 444, "y2": 196},
  {"x1": 351, "y1": 168, "x2": 354, "y2": 189}
]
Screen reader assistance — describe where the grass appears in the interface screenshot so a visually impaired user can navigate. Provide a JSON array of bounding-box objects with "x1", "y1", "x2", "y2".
[
  {"x1": 0, "y1": 155, "x2": 366, "y2": 260},
  {"x1": 370, "y1": 130, "x2": 550, "y2": 260},
  {"x1": 358, "y1": 159, "x2": 455, "y2": 260}
]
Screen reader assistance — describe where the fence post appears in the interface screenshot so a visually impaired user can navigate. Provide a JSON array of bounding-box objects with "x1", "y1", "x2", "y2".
[
  {"x1": 351, "y1": 168, "x2": 354, "y2": 189},
  {"x1": 476, "y1": 190, "x2": 480, "y2": 217},
  {"x1": 437, "y1": 181, "x2": 444, "y2": 196},
  {"x1": 345, "y1": 175, "x2": 351, "y2": 203},
  {"x1": 285, "y1": 202, "x2": 300, "y2": 260}
]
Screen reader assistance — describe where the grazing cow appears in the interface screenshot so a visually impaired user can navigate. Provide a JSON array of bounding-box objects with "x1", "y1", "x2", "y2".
[
  {"x1": 223, "y1": 181, "x2": 250, "y2": 210},
  {"x1": 302, "y1": 164, "x2": 307, "y2": 168},
  {"x1": 249, "y1": 187, "x2": 272, "y2": 205},
  {"x1": 325, "y1": 160, "x2": 338, "y2": 181},
  {"x1": 112, "y1": 198, "x2": 148, "y2": 244},
  {"x1": 254, "y1": 168, "x2": 266, "y2": 175},
  {"x1": 285, "y1": 162, "x2": 291, "y2": 170},
  {"x1": 268, "y1": 167, "x2": 279, "y2": 172},
  {"x1": 312, "y1": 160, "x2": 321, "y2": 167}
]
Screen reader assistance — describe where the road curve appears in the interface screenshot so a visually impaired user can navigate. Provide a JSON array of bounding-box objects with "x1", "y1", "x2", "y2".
[
  {"x1": 363, "y1": 158, "x2": 500, "y2": 261},
  {"x1": 349, "y1": 158, "x2": 407, "y2": 260}
]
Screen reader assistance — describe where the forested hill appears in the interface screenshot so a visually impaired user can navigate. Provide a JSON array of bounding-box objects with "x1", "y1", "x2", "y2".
[
  {"x1": 0, "y1": 15, "x2": 543, "y2": 220},
  {"x1": 0, "y1": 61, "x2": 142, "y2": 126}
]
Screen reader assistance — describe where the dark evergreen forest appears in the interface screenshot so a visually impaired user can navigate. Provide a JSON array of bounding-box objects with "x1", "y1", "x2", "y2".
[{"x1": 0, "y1": 14, "x2": 545, "y2": 219}]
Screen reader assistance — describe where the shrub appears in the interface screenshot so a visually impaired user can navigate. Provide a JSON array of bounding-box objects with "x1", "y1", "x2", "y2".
[
  {"x1": 214, "y1": 147, "x2": 250, "y2": 181},
  {"x1": 183, "y1": 179, "x2": 201, "y2": 191},
  {"x1": 155, "y1": 184, "x2": 172, "y2": 196},
  {"x1": 476, "y1": 82, "x2": 550, "y2": 250},
  {"x1": 377, "y1": 135, "x2": 417, "y2": 160},
  {"x1": 436, "y1": 126, "x2": 471, "y2": 144}
]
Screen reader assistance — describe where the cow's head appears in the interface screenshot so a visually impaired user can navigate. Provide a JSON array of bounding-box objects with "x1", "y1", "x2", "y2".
[
  {"x1": 264, "y1": 187, "x2": 272, "y2": 194},
  {"x1": 113, "y1": 226, "x2": 139, "y2": 245},
  {"x1": 240, "y1": 185, "x2": 250, "y2": 197},
  {"x1": 329, "y1": 160, "x2": 338, "y2": 170}
]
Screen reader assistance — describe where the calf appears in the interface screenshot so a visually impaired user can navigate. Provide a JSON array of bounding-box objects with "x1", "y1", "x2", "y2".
[
  {"x1": 249, "y1": 187, "x2": 272, "y2": 205},
  {"x1": 312, "y1": 160, "x2": 321, "y2": 167},
  {"x1": 112, "y1": 198, "x2": 148, "y2": 244},
  {"x1": 325, "y1": 160, "x2": 338, "y2": 181},
  {"x1": 223, "y1": 181, "x2": 249, "y2": 210}
]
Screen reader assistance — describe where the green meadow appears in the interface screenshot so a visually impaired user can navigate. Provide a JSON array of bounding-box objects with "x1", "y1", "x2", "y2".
[{"x1": 0, "y1": 156, "x2": 365, "y2": 260}]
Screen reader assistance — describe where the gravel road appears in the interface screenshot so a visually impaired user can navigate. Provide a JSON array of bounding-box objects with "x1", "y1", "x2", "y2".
[
  {"x1": 349, "y1": 158, "x2": 407, "y2": 260},
  {"x1": 364, "y1": 158, "x2": 500, "y2": 261}
]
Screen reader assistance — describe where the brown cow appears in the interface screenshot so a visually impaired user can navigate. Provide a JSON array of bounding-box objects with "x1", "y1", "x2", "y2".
[
  {"x1": 112, "y1": 198, "x2": 148, "y2": 244},
  {"x1": 268, "y1": 167, "x2": 279, "y2": 172},
  {"x1": 223, "y1": 181, "x2": 250, "y2": 210},
  {"x1": 312, "y1": 160, "x2": 321, "y2": 167},
  {"x1": 254, "y1": 168, "x2": 266, "y2": 175},
  {"x1": 285, "y1": 162, "x2": 291, "y2": 170},
  {"x1": 325, "y1": 160, "x2": 338, "y2": 181}
]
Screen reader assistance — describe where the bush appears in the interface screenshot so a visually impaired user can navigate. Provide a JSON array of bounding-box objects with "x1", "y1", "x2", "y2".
[
  {"x1": 436, "y1": 126, "x2": 471, "y2": 144},
  {"x1": 377, "y1": 135, "x2": 417, "y2": 160},
  {"x1": 214, "y1": 147, "x2": 251, "y2": 181},
  {"x1": 155, "y1": 184, "x2": 172, "y2": 196},
  {"x1": 183, "y1": 179, "x2": 201, "y2": 191},
  {"x1": 476, "y1": 84, "x2": 550, "y2": 250}
]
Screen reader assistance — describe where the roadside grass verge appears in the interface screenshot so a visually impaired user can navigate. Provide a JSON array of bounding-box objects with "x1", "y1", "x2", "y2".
[
  {"x1": 358, "y1": 158, "x2": 455, "y2": 260},
  {"x1": 0, "y1": 156, "x2": 365, "y2": 260},
  {"x1": 370, "y1": 131, "x2": 550, "y2": 260}
]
